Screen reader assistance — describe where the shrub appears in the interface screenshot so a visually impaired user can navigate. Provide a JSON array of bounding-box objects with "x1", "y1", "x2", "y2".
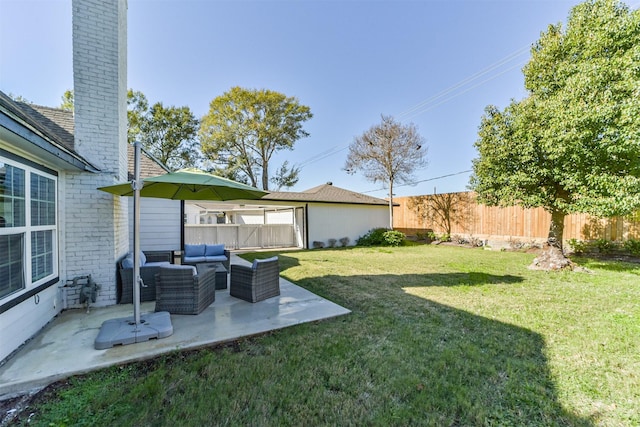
[
  {"x1": 416, "y1": 229, "x2": 436, "y2": 242},
  {"x1": 383, "y1": 230, "x2": 405, "y2": 247},
  {"x1": 438, "y1": 233, "x2": 451, "y2": 242},
  {"x1": 594, "y1": 238, "x2": 618, "y2": 254},
  {"x1": 623, "y1": 239, "x2": 640, "y2": 256},
  {"x1": 339, "y1": 237, "x2": 350, "y2": 247},
  {"x1": 567, "y1": 238, "x2": 640, "y2": 256},
  {"x1": 312, "y1": 241, "x2": 325, "y2": 249},
  {"x1": 327, "y1": 238, "x2": 337, "y2": 248},
  {"x1": 356, "y1": 228, "x2": 388, "y2": 246},
  {"x1": 356, "y1": 228, "x2": 405, "y2": 247},
  {"x1": 568, "y1": 238, "x2": 588, "y2": 254}
]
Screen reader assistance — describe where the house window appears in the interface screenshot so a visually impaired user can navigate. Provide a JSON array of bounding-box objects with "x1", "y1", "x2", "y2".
[{"x1": 0, "y1": 158, "x2": 57, "y2": 301}]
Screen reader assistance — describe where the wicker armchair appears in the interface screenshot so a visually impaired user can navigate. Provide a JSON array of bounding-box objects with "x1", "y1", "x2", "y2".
[
  {"x1": 230, "y1": 256, "x2": 280, "y2": 303},
  {"x1": 155, "y1": 265, "x2": 216, "y2": 315},
  {"x1": 118, "y1": 251, "x2": 172, "y2": 304}
]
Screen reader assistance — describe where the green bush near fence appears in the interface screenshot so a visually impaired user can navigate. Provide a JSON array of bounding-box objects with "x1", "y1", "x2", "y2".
[
  {"x1": 356, "y1": 228, "x2": 405, "y2": 247},
  {"x1": 568, "y1": 238, "x2": 640, "y2": 256}
]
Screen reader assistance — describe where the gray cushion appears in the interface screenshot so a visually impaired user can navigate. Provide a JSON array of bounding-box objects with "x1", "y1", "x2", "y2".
[
  {"x1": 162, "y1": 264, "x2": 197, "y2": 276},
  {"x1": 252, "y1": 256, "x2": 278, "y2": 270},
  {"x1": 144, "y1": 261, "x2": 171, "y2": 268}
]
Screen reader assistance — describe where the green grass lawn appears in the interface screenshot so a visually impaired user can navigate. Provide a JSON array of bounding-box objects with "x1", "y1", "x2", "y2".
[{"x1": 17, "y1": 246, "x2": 639, "y2": 426}]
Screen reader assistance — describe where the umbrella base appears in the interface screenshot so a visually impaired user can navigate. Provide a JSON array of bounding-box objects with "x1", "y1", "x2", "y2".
[{"x1": 94, "y1": 311, "x2": 173, "y2": 350}]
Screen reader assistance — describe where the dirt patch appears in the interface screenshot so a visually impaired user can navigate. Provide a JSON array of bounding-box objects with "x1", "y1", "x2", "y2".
[{"x1": 0, "y1": 391, "x2": 43, "y2": 426}]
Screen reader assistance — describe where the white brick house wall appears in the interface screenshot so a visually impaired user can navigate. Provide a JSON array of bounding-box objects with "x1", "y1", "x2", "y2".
[
  {"x1": 0, "y1": 0, "x2": 130, "y2": 364},
  {"x1": 65, "y1": 0, "x2": 129, "y2": 305}
]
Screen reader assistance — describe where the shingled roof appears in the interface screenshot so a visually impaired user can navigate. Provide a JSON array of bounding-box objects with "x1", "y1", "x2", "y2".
[
  {"x1": 265, "y1": 183, "x2": 392, "y2": 206},
  {"x1": 14, "y1": 102, "x2": 75, "y2": 152},
  {"x1": 0, "y1": 91, "x2": 168, "y2": 177},
  {"x1": 127, "y1": 144, "x2": 170, "y2": 179},
  {"x1": 0, "y1": 91, "x2": 99, "y2": 170}
]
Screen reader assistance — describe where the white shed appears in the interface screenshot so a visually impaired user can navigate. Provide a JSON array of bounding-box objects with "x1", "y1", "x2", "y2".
[
  {"x1": 184, "y1": 183, "x2": 392, "y2": 250},
  {"x1": 267, "y1": 183, "x2": 392, "y2": 248}
]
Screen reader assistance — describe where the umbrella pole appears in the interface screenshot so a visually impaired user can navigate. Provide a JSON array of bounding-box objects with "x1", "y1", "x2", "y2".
[
  {"x1": 93, "y1": 142, "x2": 173, "y2": 349},
  {"x1": 133, "y1": 142, "x2": 142, "y2": 326}
]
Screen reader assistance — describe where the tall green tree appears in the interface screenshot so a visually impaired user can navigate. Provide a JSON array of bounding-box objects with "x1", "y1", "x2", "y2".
[
  {"x1": 470, "y1": 0, "x2": 640, "y2": 255},
  {"x1": 199, "y1": 87, "x2": 312, "y2": 191},
  {"x1": 345, "y1": 115, "x2": 427, "y2": 229},
  {"x1": 60, "y1": 90, "x2": 74, "y2": 111},
  {"x1": 127, "y1": 90, "x2": 200, "y2": 171}
]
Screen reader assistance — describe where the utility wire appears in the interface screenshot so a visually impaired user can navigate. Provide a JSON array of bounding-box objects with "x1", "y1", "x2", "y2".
[
  {"x1": 298, "y1": 145, "x2": 349, "y2": 169},
  {"x1": 401, "y1": 60, "x2": 528, "y2": 121},
  {"x1": 361, "y1": 169, "x2": 473, "y2": 194},
  {"x1": 295, "y1": 45, "x2": 529, "y2": 170},
  {"x1": 397, "y1": 45, "x2": 529, "y2": 120}
]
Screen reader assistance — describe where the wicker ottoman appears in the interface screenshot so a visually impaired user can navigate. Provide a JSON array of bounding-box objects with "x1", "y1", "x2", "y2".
[{"x1": 196, "y1": 263, "x2": 227, "y2": 290}]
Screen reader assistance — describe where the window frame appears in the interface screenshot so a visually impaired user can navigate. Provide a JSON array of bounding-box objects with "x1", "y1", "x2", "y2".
[{"x1": 0, "y1": 150, "x2": 58, "y2": 311}]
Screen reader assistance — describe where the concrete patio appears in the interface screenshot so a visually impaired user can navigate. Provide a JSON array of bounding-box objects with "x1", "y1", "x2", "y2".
[{"x1": 0, "y1": 254, "x2": 350, "y2": 400}]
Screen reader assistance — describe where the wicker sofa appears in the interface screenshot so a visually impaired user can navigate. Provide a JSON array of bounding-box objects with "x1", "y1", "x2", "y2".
[
  {"x1": 181, "y1": 243, "x2": 230, "y2": 272},
  {"x1": 230, "y1": 256, "x2": 280, "y2": 303},
  {"x1": 117, "y1": 251, "x2": 172, "y2": 304},
  {"x1": 154, "y1": 264, "x2": 217, "y2": 315}
]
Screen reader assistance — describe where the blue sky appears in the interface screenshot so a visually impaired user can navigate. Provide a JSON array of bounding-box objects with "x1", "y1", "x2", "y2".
[{"x1": 2, "y1": 0, "x2": 615, "y2": 198}]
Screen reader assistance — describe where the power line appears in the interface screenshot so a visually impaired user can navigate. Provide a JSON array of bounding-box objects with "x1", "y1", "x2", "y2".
[
  {"x1": 298, "y1": 145, "x2": 349, "y2": 169},
  {"x1": 361, "y1": 169, "x2": 473, "y2": 194},
  {"x1": 401, "y1": 60, "x2": 527, "y2": 121},
  {"x1": 397, "y1": 45, "x2": 529, "y2": 120},
  {"x1": 296, "y1": 45, "x2": 530, "y2": 170}
]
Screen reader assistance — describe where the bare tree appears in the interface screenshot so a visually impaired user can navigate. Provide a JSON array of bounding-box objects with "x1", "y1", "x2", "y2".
[
  {"x1": 408, "y1": 192, "x2": 474, "y2": 236},
  {"x1": 345, "y1": 115, "x2": 426, "y2": 229}
]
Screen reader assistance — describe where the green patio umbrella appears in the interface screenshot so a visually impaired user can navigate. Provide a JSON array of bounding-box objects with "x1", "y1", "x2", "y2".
[
  {"x1": 98, "y1": 168, "x2": 268, "y2": 201},
  {"x1": 95, "y1": 147, "x2": 268, "y2": 349}
]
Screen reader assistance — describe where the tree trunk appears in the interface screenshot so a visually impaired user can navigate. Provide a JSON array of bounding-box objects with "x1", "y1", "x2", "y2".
[
  {"x1": 548, "y1": 209, "x2": 565, "y2": 251},
  {"x1": 388, "y1": 179, "x2": 394, "y2": 229},
  {"x1": 261, "y1": 161, "x2": 269, "y2": 191},
  {"x1": 529, "y1": 208, "x2": 574, "y2": 271}
]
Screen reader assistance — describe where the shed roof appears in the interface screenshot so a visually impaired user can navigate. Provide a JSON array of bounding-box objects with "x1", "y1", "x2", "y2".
[{"x1": 265, "y1": 183, "x2": 392, "y2": 206}]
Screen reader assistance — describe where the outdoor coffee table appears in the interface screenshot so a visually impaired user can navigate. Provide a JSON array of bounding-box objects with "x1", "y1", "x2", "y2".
[{"x1": 196, "y1": 263, "x2": 228, "y2": 290}]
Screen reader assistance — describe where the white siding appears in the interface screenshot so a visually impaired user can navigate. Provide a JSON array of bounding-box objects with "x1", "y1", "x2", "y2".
[
  {"x1": 235, "y1": 211, "x2": 264, "y2": 225},
  {"x1": 265, "y1": 209, "x2": 293, "y2": 224},
  {"x1": 0, "y1": 285, "x2": 59, "y2": 362},
  {"x1": 307, "y1": 203, "x2": 389, "y2": 247},
  {"x1": 1, "y1": 0, "x2": 128, "y2": 363},
  {"x1": 128, "y1": 197, "x2": 181, "y2": 252},
  {"x1": 184, "y1": 204, "x2": 201, "y2": 225}
]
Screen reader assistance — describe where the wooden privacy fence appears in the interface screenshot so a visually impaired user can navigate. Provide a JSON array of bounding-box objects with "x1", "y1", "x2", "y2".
[{"x1": 393, "y1": 192, "x2": 640, "y2": 242}]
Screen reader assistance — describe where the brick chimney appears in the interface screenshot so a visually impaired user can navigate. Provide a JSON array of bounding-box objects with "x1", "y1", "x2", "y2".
[{"x1": 65, "y1": 0, "x2": 129, "y2": 305}]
